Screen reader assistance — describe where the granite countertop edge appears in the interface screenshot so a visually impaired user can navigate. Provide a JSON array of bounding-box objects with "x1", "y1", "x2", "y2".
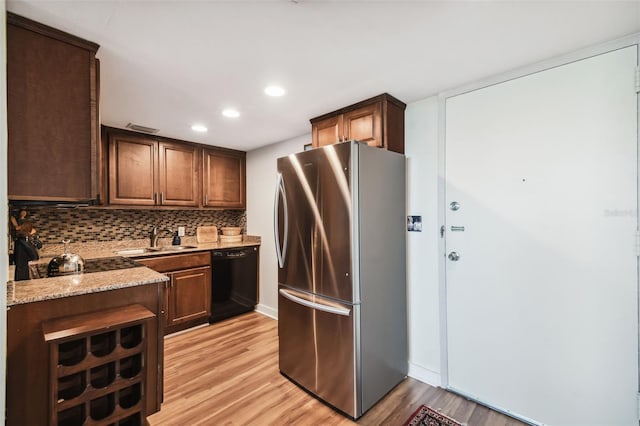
[
  {"x1": 7, "y1": 235, "x2": 261, "y2": 307},
  {"x1": 7, "y1": 267, "x2": 169, "y2": 307}
]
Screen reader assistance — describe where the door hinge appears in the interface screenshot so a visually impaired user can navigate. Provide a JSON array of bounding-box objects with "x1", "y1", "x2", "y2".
[
  {"x1": 635, "y1": 229, "x2": 640, "y2": 256},
  {"x1": 635, "y1": 66, "x2": 640, "y2": 94},
  {"x1": 636, "y1": 392, "x2": 640, "y2": 421}
]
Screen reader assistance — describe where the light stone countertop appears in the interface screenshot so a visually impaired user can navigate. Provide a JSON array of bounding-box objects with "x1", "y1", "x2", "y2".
[
  {"x1": 7, "y1": 235, "x2": 261, "y2": 307},
  {"x1": 35, "y1": 235, "x2": 261, "y2": 261},
  {"x1": 7, "y1": 267, "x2": 168, "y2": 307}
]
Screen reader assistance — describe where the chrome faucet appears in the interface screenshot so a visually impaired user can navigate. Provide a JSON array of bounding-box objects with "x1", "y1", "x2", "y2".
[
  {"x1": 150, "y1": 226, "x2": 159, "y2": 247},
  {"x1": 150, "y1": 226, "x2": 172, "y2": 247}
]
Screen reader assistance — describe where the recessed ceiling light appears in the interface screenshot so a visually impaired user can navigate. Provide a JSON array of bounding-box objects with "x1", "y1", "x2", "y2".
[
  {"x1": 222, "y1": 108, "x2": 240, "y2": 118},
  {"x1": 264, "y1": 85, "x2": 286, "y2": 97},
  {"x1": 191, "y1": 124, "x2": 208, "y2": 132}
]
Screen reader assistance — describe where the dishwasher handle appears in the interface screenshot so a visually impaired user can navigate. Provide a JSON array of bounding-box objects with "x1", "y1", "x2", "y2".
[
  {"x1": 212, "y1": 250, "x2": 246, "y2": 258},
  {"x1": 279, "y1": 289, "x2": 351, "y2": 316}
]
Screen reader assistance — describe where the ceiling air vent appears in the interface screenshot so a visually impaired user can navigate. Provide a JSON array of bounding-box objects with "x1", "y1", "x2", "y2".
[{"x1": 125, "y1": 123, "x2": 159, "y2": 134}]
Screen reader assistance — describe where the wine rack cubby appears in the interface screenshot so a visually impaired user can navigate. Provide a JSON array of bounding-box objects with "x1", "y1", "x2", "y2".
[{"x1": 43, "y1": 304, "x2": 155, "y2": 426}]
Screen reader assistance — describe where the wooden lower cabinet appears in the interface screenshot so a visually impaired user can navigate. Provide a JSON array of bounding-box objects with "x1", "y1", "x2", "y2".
[
  {"x1": 138, "y1": 252, "x2": 212, "y2": 335},
  {"x1": 43, "y1": 305, "x2": 153, "y2": 426},
  {"x1": 166, "y1": 267, "x2": 211, "y2": 330},
  {"x1": 6, "y1": 284, "x2": 164, "y2": 426}
]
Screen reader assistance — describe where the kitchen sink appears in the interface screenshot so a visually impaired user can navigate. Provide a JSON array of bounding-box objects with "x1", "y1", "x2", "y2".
[
  {"x1": 114, "y1": 247, "x2": 160, "y2": 255},
  {"x1": 114, "y1": 245, "x2": 198, "y2": 256},
  {"x1": 157, "y1": 245, "x2": 198, "y2": 251}
]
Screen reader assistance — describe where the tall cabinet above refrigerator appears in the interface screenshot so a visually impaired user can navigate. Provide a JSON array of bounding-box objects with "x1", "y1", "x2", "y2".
[{"x1": 275, "y1": 141, "x2": 407, "y2": 419}]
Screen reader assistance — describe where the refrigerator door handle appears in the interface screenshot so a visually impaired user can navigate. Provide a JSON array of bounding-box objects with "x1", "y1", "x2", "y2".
[
  {"x1": 274, "y1": 172, "x2": 289, "y2": 268},
  {"x1": 279, "y1": 289, "x2": 351, "y2": 316}
]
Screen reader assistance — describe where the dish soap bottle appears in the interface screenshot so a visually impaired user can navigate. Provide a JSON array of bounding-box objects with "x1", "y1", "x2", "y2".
[{"x1": 172, "y1": 231, "x2": 181, "y2": 246}]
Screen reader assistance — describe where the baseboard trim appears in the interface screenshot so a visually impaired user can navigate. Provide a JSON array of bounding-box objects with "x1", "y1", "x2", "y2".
[
  {"x1": 408, "y1": 362, "x2": 441, "y2": 388},
  {"x1": 256, "y1": 304, "x2": 278, "y2": 320}
]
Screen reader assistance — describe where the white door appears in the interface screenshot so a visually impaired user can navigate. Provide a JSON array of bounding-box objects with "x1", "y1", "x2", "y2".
[{"x1": 445, "y1": 46, "x2": 638, "y2": 425}]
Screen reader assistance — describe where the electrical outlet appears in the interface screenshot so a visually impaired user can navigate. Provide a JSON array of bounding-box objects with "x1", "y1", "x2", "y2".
[{"x1": 178, "y1": 226, "x2": 185, "y2": 237}]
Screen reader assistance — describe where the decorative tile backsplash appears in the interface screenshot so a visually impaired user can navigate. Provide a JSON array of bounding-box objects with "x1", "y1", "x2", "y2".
[{"x1": 10, "y1": 206, "x2": 246, "y2": 245}]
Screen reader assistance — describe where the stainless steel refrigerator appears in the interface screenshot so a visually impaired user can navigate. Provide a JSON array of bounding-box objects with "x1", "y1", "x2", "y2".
[{"x1": 274, "y1": 141, "x2": 407, "y2": 419}]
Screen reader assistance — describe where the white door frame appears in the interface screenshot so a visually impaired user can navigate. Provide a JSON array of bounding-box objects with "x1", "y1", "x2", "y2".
[{"x1": 437, "y1": 32, "x2": 640, "y2": 423}]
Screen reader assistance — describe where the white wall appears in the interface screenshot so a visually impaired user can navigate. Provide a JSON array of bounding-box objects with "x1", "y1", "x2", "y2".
[
  {"x1": 245, "y1": 102, "x2": 443, "y2": 387},
  {"x1": 404, "y1": 97, "x2": 442, "y2": 386},
  {"x1": 246, "y1": 134, "x2": 310, "y2": 319},
  {"x1": 1, "y1": 0, "x2": 8, "y2": 420}
]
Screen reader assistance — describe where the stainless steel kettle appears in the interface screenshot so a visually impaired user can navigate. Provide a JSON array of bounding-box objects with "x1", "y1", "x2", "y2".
[{"x1": 47, "y1": 239, "x2": 85, "y2": 276}]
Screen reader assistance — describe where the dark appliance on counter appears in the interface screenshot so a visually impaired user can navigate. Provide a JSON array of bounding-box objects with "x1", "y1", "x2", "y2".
[
  {"x1": 10, "y1": 207, "x2": 41, "y2": 281},
  {"x1": 13, "y1": 236, "x2": 39, "y2": 281},
  {"x1": 209, "y1": 246, "x2": 259, "y2": 323},
  {"x1": 275, "y1": 141, "x2": 407, "y2": 419}
]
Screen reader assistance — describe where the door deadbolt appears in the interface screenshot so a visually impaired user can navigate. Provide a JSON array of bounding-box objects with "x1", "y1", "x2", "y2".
[
  {"x1": 448, "y1": 251, "x2": 460, "y2": 261},
  {"x1": 449, "y1": 201, "x2": 460, "y2": 211}
]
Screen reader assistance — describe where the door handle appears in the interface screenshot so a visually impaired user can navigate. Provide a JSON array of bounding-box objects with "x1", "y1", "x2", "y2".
[
  {"x1": 448, "y1": 251, "x2": 460, "y2": 261},
  {"x1": 274, "y1": 172, "x2": 288, "y2": 268},
  {"x1": 279, "y1": 289, "x2": 351, "y2": 316}
]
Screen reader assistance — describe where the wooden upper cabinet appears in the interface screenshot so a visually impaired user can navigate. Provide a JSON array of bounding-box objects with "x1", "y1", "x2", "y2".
[
  {"x1": 104, "y1": 127, "x2": 246, "y2": 209},
  {"x1": 203, "y1": 148, "x2": 246, "y2": 209},
  {"x1": 107, "y1": 129, "x2": 199, "y2": 207},
  {"x1": 7, "y1": 13, "x2": 100, "y2": 202},
  {"x1": 313, "y1": 115, "x2": 343, "y2": 147},
  {"x1": 158, "y1": 142, "x2": 199, "y2": 207},
  {"x1": 343, "y1": 103, "x2": 382, "y2": 148},
  {"x1": 310, "y1": 93, "x2": 406, "y2": 154},
  {"x1": 109, "y1": 134, "x2": 157, "y2": 205}
]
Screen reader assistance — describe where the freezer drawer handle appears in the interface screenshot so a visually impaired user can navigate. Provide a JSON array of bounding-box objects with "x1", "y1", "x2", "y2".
[
  {"x1": 279, "y1": 289, "x2": 351, "y2": 316},
  {"x1": 274, "y1": 172, "x2": 289, "y2": 268}
]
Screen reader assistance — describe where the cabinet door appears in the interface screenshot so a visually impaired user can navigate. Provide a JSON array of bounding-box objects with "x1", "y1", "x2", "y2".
[
  {"x1": 312, "y1": 115, "x2": 343, "y2": 148},
  {"x1": 166, "y1": 267, "x2": 211, "y2": 328},
  {"x1": 7, "y1": 16, "x2": 98, "y2": 201},
  {"x1": 108, "y1": 135, "x2": 157, "y2": 205},
  {"x1": 343, "y1": 102, "x2": 382, "y2": 148},
  {"x1": 203, "y1": 149, "x2": 246, "y2": 209},
  {"x1": 158, "y1": 142, "x2": 199, "y2": 207}
]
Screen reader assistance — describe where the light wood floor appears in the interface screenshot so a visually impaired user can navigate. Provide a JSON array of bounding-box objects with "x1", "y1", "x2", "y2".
[{"x1": 147, "y1": 312, "x2": 526, "y2": 426}]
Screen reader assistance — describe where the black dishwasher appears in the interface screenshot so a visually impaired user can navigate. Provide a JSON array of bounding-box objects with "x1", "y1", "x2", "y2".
[{"x1": 210, "y1": 246, "x2": 259, "y2": 323}]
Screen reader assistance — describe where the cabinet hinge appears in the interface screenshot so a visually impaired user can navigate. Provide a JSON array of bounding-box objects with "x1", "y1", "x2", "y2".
[{"x1": 635, "y1": 67, "x2": 640, "y2": 94}]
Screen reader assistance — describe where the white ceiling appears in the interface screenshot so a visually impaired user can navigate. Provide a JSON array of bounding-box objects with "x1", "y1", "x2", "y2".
[{"x1": 6, "y1": 0, "x2": 640, "y2": 151}]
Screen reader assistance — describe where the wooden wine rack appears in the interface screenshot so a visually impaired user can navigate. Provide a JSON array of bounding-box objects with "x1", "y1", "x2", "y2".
[{"x1": 43, "y1": 304, "x2": 155, "y2": 426}]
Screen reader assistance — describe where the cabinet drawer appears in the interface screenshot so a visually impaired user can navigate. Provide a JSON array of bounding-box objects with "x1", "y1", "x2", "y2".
[{"x1": 138, "y1": 252, "x2": 210, "y2": 273}]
